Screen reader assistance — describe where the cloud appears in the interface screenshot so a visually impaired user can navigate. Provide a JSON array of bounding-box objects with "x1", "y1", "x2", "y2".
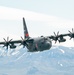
[
  {"x1": 0, "y1": 6, "x2": 56, "y2": 21},
  {"x1": 0, "y1": 6, "x2": 74, "y2": 29}
]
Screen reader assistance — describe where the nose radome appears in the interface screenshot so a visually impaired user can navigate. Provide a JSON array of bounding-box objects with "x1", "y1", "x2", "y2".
[
  {"x1": 46, "y1": 42, "x2": 50, "y2": 47},
  {"x1": 46, "y1": 41, "x2": 52, "y2": 47}
]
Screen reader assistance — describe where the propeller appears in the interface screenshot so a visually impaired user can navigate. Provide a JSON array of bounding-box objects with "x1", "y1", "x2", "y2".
[
  {"x1": 68, "y1": 28, "x2": 74, "y2": 40},
  {"x1": 19, "y1": 36, "x2": 28, "y2": 48},
  {"x1": 53, "y1": 31, "x2": 59, "y2": 43},
  {"x1": 3, "y1": 37, "x2": 13, "y2": 49},
  {"x1": 19, "y1": 36, "x2": 34, "y2": 48}
]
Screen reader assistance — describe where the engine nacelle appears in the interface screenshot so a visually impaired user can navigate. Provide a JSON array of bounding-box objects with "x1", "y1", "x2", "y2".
[
  {"x1": 58, "y1": 38, "x2": 66, "y2": 43},
  {"x1": 10, "y1": 44, "x2": 16, "y2": 49}
]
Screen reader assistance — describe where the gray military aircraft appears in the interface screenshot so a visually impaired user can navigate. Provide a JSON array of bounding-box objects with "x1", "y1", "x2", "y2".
[{"x1": 0, "y1": 17, "x2": 74, "y2": 52}]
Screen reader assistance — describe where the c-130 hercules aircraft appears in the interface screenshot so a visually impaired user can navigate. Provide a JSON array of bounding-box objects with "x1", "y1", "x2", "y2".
[{"x1": 0, "y1": 17, "x2": 74, "y2": 52}]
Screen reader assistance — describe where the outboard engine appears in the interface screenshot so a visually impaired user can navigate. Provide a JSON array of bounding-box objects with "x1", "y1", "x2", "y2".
[
  {"x1": 58, "y1": 37, "x2": 66, "y2": 43},
  {"x1": 10, "y1": 44, "x2": 16, "y2": 49}
]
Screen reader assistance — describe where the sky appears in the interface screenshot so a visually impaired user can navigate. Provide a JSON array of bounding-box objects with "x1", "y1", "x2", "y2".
[
  {"x1": 0, "y1": 0, "x2": 74, "y2": 20},
  {"x1": 0, "y1": 0, "x2": 74, "y2": 47}
]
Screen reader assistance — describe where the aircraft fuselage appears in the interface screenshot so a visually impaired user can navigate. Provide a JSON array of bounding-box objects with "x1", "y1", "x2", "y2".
[{"x1": 27, "y1": 36, "x2": 52, "y2": 52}]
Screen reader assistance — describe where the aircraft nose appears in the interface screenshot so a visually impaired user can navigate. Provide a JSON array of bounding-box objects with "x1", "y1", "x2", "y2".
[{"x1": 46, "y1": 42, "x2": 51, "y2": 48}]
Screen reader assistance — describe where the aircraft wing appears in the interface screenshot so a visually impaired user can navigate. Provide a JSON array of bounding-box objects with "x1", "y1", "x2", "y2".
[
  {"x1": 0, "y1": 40, "x2": 22, "y2": 44},
  {"x1": 49, "y1": 28, "x2": 74, "y2": 41},
  {"x1": 0, "y1": 37, "x2": 34, "y2": 49},
  {"x1": 0, "y1": 39, "x2": 26, "y2": 49},
  {"x1": 48, "y1": 31, "x2": 74, "y2": 43},
  {"x1": 48, "y1": 33, "x2": 70, "y2": 39},
  {"x1": 10, "y1": 40, "x2": 22, "y2": 44}
]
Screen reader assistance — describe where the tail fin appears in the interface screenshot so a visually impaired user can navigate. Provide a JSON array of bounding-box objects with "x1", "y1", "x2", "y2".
[{"x1": 23, "y1": 17, "x2": 29, "y2": 39}]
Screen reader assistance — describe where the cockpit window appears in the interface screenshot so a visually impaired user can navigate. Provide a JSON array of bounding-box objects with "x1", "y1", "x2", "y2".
[
  {"x1": 44, "y1": 38, "x2": 48, "y2": 40},
  {"x1": 41, "y1": 41, "x2": 44, "y2": 44}
]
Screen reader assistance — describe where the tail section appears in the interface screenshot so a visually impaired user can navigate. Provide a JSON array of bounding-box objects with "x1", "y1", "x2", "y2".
[{"x1": 23, "y1": 17, "x2": 29, "y2": 39}]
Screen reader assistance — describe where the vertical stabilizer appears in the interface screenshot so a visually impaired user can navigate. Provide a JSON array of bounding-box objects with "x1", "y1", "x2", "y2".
[{"x1": 23, "y1": 17, "x2": 29, "y2": 39}]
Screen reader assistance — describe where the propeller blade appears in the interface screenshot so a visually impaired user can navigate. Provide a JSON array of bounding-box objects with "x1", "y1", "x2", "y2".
[
  {"x1": 54, "y1": 32, "x2": 56, "y2": 36},
  {"x1": 68, "y1": 30, "x2": 72, "y2": 34},
  {"x1": 6, "y1": 46, "x2": 8, "y2": 49},
  {"x1": 19, "y1": 43, "x2": 22, "y2": 46},
  {"x1": 72, "y1": 28, "x2": 74, "y2": 33},
  {"x1": 57, "y1": 31, "x2": 59, "y2": 36},
  {"x1": 21, "y1": 36, "x2": 24, "y2": 41},
  {"x1": 69, "y1": 28, "x2": 74, "y2": 33},
  {"x1": 3, "y1": 38, "x2": 7, "y2": 42},
  {"x1": 23, "y1": 45, "x2": 25, "y2": 48},
  {"x1": 55, "y1": 41, "x2": 57, "y2": 44},
  {"x1": 9, "y1": 39, "x2": 13, "y2": 42},
  {"x1": 7, "y1": 37, "x2": 9, "y2": 42},
  {"x1": 70, "y1": 37, "x2": 72, "y2": 40}
]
